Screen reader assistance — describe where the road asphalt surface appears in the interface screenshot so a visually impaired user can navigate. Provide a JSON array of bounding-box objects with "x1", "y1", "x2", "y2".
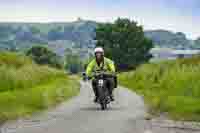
[{"x1": 1, "y1": 81, "x2": 200, "y2": 133}]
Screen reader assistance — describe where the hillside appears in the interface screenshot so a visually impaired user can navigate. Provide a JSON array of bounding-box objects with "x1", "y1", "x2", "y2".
[
  {"x1": 194, "y1": 37, "x2": 200, "y2": 48},
  {"x1": 145, "y1": 30, "x2": 193, "y2": 49},
  {"x1": 0, "y1": 20, "x2": 199, "y2": 57},
  {"x1": 0, "y1": 20, "x2": 97, "y2": 56}
]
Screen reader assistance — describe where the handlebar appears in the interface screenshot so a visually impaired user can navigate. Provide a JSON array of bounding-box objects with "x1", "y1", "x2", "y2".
[
  {"x1": 86, "y1": 70, "x2": 116, "y2": 80},
  {"x1": 93, "y1": 71, "x2": 116, "y2": 78}
]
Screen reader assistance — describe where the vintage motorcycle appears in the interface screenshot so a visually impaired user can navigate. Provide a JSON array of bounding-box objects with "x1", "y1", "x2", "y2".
[{"x1": 93, "y1": 70, "x2": 115, "y2": 110}]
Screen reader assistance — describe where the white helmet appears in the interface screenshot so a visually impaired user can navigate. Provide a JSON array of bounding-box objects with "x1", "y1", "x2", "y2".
[{"x1": 94, "y1": 47, "x2": 104, "y2": 54}]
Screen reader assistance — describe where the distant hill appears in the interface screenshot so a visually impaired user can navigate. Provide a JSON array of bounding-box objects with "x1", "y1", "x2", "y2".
[
  {"x1": 144, "y1": 30, "x2": 193, "y2": 49},
  {"x1": 194, "y1": 37, "x2": 200, "y2": 49},
  {"x1": 0, "y1": 20, "x2": 97, "y2": 56},
  {"x1": 0, "y1": 20, "x2": 199, "y2": 57}
]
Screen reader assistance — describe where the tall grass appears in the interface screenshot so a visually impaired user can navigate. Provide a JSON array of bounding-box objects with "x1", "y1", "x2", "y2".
[
  {"x1": 0, "y1": 64, "x2": 65, "y2": 92},
  {"x1": 0, "y1": 52, "x2": 32, "y2": 68},
  {"x1": 0, "y1": 52, "x2": 79, "y2": 122},
  {"x1": 119, "y1": 56, "x2": 200, "y2": 121},
  {"x1": 0, "y1": 52, "x2": 64, "y2": 92}
]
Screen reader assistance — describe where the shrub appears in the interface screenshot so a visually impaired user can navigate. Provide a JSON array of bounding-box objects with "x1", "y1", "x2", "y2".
[{"x1": 26, "y1": 46, "x2": 63, "y2": 69}]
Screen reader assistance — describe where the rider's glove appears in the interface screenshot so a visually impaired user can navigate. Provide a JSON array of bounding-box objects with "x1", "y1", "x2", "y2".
[{"x1": 87, "y1": 76, "x2": 92, "y2": 80}]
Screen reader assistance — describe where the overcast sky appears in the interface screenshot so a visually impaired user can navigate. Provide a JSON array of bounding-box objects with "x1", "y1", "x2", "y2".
[{"x1": 0, "y1": 0, "x2": 199, "y2": 39}]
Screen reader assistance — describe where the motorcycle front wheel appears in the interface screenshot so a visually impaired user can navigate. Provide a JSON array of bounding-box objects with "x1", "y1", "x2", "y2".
[{"x1": 101, "y1": 102, "x2": 107, "y2": 110}]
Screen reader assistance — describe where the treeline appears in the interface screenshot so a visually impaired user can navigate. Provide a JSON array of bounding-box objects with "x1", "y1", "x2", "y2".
[{"x1": 25, "y1": 45, "x2": 87, "y2": 73}]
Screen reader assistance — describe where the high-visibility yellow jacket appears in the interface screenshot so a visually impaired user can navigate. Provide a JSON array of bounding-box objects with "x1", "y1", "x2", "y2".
[{"x1": 86, "y1": 57, "x2": 115, "y2": 77}]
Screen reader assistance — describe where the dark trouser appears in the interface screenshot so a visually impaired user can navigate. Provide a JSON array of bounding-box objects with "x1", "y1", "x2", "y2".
[
  {"x1": 92, "y1": 77, "x2": 115, "y2": 97},
  {"x1": 114, "y1": 75, "x2": 118, "y2": 88}
]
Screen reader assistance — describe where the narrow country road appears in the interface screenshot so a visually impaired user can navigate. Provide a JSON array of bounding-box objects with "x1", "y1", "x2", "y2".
[{"x1": 1, "y1": 81, "x2": 200, "y2": 133}]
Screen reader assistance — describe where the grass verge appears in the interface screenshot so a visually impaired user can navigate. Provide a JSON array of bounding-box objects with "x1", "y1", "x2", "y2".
[
  {"x1": 0, "y1": 52, "x2": 80, "y2": 123},
  {"x1": 119, "y1": 56, "x2": 200, "y2": 121}
]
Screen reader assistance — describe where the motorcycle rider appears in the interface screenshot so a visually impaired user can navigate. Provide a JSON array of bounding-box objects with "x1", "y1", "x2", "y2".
[{"x1": 86, "y1": 47, "x2": 116, "y2": 102}]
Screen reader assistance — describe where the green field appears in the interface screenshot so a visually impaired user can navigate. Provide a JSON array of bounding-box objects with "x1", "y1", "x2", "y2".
[
  {"x1": 119, "y1": 56, "x2": 200, "y2": 121},
  {"x1": 0, "y1": 52, "x2": 79, "y2": 122}
]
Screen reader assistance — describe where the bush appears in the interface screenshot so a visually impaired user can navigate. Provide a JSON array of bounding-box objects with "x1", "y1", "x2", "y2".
[
  {"x1": 119, "y1": 56, "x2": 200, "y2": 121},
  {"x1": 26, "y1": 46, "x2": 63, "y2": 69},
  {"x1": 65, "y1": 53, "x2": 84, "y2": 74}
]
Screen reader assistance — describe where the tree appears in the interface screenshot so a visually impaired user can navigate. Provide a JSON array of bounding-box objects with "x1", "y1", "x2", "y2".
[
  {"x1": 64, "y1": 48, "x2": 85, "y2": 73},
  {"x1": 29, "y1": 26, "x2": 41, "y2": 35},
  {"x1": 26, "y1": 46, "x2": 63, "y2": 69},
  {"x1": 95, "y1": 18, "x2": 153, "y2": 70}
]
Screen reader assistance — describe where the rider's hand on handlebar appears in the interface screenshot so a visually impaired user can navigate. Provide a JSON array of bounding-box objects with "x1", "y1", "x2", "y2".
[
  {"x1": 93, "y1": 71, "x2": 116, "y2": 78},
  {"x1": 87, "y1": 76, "x2": 92, "y2": 80}
]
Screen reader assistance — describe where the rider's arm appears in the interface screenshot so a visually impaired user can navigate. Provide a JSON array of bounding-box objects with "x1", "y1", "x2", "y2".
[
  {"x1": 107, "y1": 59, "x2": 116, "y2": 73},
  {"x1": 86, "y1": 60, "x2": 95, "y2": 77}
]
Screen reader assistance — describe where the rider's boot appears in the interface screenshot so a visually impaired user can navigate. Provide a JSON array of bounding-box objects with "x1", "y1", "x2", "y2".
[
  {"x1": 110, "y1": 94, "x2": 115, "y2": 101},
  {"x1": 94, "y1": 96, "x2": 98, "y2": 103}
]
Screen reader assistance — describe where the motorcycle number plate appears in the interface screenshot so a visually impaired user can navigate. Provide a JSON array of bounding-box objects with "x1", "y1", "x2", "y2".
[{"x1": 98, "y1": 79, "x2": 104, "y2": 86}]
